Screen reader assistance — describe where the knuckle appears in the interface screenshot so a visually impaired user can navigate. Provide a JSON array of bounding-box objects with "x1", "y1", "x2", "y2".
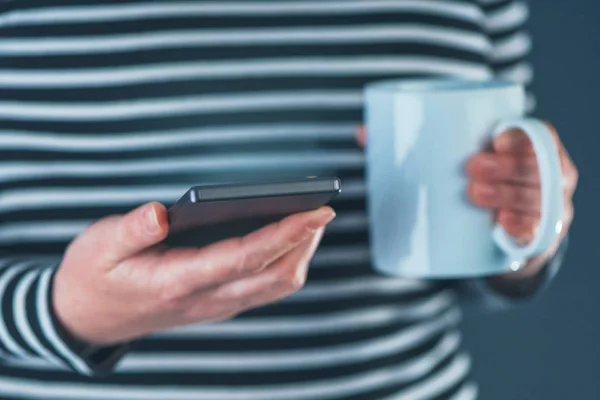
[
  {"x1": 509, "y1": 212, "x2": 527, "y2": 227},
  {"x1": 238, "y1": 249, "x2": 262, "y2": 274},
  {"x1": 568, "y1": 165, "x2": 579, "y2": 187},
  {"x1": 234, "y1": 236, "x2": 269, "y2": 274},
  {"x1": 563, "y1": 197, "x2": 575, "y2": 224},
  {"x1": 182, "y1": 303, "x2": 214, "y2": 322},
  {"x1": 229, "y1": 237, "x2": 253, "y2": 273},
  {"x1": 511, "y1": 187, "x2": 537, "y2": 207},
  {"x1": 277, "y1": 267, "x2": 300, "y2": 292},
  {"x1": 506, "y1": 186, "x2": 522, "y2": 204},
  {"x1": 158, "y1": 283, "x2": 190, "y2": 311},
  {"x1": 513, "y1": 157, "x2": 539, "y2": 178}
]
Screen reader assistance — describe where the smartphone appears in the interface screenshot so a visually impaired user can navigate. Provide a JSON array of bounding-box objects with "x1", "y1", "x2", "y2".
[{"x1": 163, "y1": 177, "x2": 341, "y2": 248}]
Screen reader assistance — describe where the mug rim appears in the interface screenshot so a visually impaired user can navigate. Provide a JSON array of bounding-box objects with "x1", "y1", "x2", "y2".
[{"x1": 364, "y1": 78, "x2": 520, "y2": 94}]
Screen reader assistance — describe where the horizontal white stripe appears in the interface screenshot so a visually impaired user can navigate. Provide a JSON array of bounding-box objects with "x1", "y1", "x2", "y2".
[
  {"x1": 0, "y1": 123, "x2": 356, "y2": 150},
  {"x1": 0, "y1": 57, "x2": 492, "y2": 88},
  {"x1": 0, "y1": 91, "x2": 362, "y2": 121},
  {"x1": 0, "y1": 185, "x2": 185, "y2": 211},
  {"x1": 0, "y1": 151, "x2": 363, "y2": 183},
  {"x1": 0, "y1": 26, "x2": 491, "y2": 56},
  {"x1": 123, "y1": 311, "x2": 460, "y2": 372},
  {"x1": 1, "y1": 1, "x2": 483, "y2": 24},
  {"x1": 0, "y1": 210, "x2": 364, "y2": 243},
  {"x1": 156, "y1": 290, "x2": 454, "y2": 338},
  {"x1": 380, "y1": 354, "x2": 471, "y2": 400},
  {"x1": 485, "y1": 1, "x2": 528, "y2": 33},
  {"x1": 286, "y1": 276, "x2": 432, "y2": 302},
  {"x1": 490, "y1": 32, "x2": 531, "y2": 62},
  {"x1": 497, "y1": 61, "x2": 533, "y2": 85},
  {"x1": 0, "y1": 331, "x2": 464, "y2": 400},
  {"x1": 0, "y1": 221, "x2": 89, "y2": 243},
  {"x1": 0, "y1": 178, "x2": 365, "y2": 213}
]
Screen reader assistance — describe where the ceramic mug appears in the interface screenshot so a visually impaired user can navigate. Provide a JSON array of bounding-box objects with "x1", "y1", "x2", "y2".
[{"x1": 364, "y1": 78, "x2": 563, "y2": 278}]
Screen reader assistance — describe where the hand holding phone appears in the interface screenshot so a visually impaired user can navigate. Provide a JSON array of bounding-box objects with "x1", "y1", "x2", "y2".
[{"x1": 54, "y1": 202, "x2": 336, "y2": 346}]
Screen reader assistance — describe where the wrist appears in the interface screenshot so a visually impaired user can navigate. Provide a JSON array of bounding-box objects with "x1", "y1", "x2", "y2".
[
  {"x1": 496, "y1": 240, "x2": 560, "y2": 282},
  {"x1": 49, "y1": 266, "x2": 131, "y2": 376},
  {"x1": 52, "y1": 266, "x2": 120, "y2": 346},
  {"x1": 498, "y1": 255, "x2": 549, "y2": 280}
]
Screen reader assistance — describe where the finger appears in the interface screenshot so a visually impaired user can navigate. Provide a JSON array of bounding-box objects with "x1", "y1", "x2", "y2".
[
  {"x1": 562, "y1": 197, "x2": 575, "y2": 237},
  {"x1": 88, "y1": 202, "x2": 169, "y2": 264},
  {"x1": 466, "y1": 153, "x2": 540, "y2": 185},
  {"x1": 497, "y1": 210, "x2": 539, "y2": 243},
  {"x1": 543, "y1": 122, "x2": 579, "y2": 196},
  {"x1": 494, "y1": 123, "x2": 579, "y2": 196},
  {"x1": 202, "y1": 228, "x2": 325, "y2": 316},
  {"x1": 497, "y1": 193, "x2": 574, "y2": 246},
  {"x1": 493, "y1": 129, "x2": 535, "y2": 156},
  {"x1": 163, "y1": 207, "x2": 335, "y2": 296},
  {"x1": 468, "y1": 182, "x2": 541, "y2": 214},
  {"x1": 356, "y1": 125, "x2": 366, "y2": 148}
]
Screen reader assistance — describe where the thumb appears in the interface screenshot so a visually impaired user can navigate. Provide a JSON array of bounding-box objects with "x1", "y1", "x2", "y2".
[{"x1": 100, "y1": 202, "x2": 169, "y2": 263}]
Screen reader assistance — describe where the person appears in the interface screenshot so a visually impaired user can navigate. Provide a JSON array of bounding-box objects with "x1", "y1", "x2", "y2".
[{"x1": 0, "y1": 0, "x2": 578, "y2": 399}]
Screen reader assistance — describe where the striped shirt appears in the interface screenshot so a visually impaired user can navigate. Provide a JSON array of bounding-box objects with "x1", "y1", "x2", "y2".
[{"x1": 0, "y1": 1, "x2": 564, "y2": 399}]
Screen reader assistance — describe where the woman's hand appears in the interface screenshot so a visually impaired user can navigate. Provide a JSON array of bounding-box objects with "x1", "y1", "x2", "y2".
[
  {"x1": 465, "y1": 123, "x2": 577, "y2": 277},
  {"x1": 356, "y1": 123, "x2": 577, "y2": 278},
  {"x1": 53, "y1": 202, "x2": 335, "y2": 345}
]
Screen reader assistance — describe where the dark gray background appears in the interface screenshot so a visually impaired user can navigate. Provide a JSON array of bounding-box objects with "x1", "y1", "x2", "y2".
[{"x1": 461, "y1": 1, "x2": 600, "y2": 399}]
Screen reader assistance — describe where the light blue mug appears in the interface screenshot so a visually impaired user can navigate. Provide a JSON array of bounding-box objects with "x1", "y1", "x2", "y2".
[{"x1": 364, "y1": 79, "x2": 564, "y2": 278}]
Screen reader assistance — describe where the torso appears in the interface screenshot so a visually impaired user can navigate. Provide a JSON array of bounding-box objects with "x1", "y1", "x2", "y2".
[{"x1": 0, "y1": 1, "x2": 514, "y2": 398}]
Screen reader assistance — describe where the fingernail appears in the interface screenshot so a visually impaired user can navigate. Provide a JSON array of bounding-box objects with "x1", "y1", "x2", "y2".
[
  {"x1": 309, "y1": 207, "x2": 336, "y2": 229},
  {"x1": 144, "y1": 205, "x2": 159, "y2": 234}
]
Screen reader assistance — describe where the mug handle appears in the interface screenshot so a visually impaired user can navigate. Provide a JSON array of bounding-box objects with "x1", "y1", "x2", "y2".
[{"x1": 491, "y1": 118, "x2": 564, "y2": 268}]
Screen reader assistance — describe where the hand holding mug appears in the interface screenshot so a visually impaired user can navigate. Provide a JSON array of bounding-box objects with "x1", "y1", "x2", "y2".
[
  {"x1": 362, "y1": 79, "x2": 575, "y2": 278},
  {"x1": 357, "y1": 123, "x2": 577, "y2": 277},
  {"x1": 465, "y1": 124, "x2": 577, "y2": 276}
]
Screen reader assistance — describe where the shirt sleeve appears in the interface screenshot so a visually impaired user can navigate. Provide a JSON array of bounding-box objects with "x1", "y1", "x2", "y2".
[
  {"x1": 453, "y1": 236, "x2": 568, "y2": 312},
  {"x1": 0, "y1": 259, "x2": 129, "y2": 376},
  {"x1": 454, "y1": 0, "x2": 566, "y2": 311}
]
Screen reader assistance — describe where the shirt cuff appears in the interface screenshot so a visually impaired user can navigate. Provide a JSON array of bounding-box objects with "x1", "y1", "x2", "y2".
[
  {"x1": 458, "y1": 235, "x2": 568, "y2": 311},
  {"x1": 45, "y1": 266, "x2": 130, "y2": 377}
]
